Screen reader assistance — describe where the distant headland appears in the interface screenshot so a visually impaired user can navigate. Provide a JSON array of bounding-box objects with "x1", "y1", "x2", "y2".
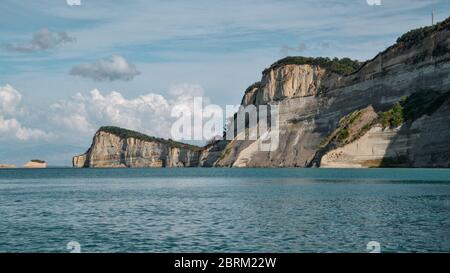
[{"x1": 0, "y1": 160, "x2": 47, "y2": 169}]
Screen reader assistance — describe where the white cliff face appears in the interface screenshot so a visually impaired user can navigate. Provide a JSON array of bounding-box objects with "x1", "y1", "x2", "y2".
[
  {"x1": 321, "y1": 96, "x2": 450, "y2": 168},
  {"x1": 73, "y1": 154, "x2": 87, "y2": 168},
  {"x1": 198, "y1": 140, "x2": 229, "y2": 167},
  {"x1": 242, "y1": 65, "x2": 333, "y2": 106},
  {"x1": 215, "y1": 24, "x2": 450, "y2": 168},
  {"x1": 321, "y1": 108, "x2": 450, "y2": 168},
  {"x1": 320, "y1": 126, "x2": 403, "y2": 168},
  {"x1": 73, "y1": 20, "x2": 450, "y2": 168},
  {"x1": 73, "y1": 131, "x2": 201, "y2": 168}
]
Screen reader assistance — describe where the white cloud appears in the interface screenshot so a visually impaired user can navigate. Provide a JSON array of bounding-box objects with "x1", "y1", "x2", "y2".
[
  {"x1": 0, "y1": 84, "x2": 50, "y2": 141},
  {"x1": 3, "y1": 28, "x2": 76, "y2": 53},
  {"x1": 0, "y1": 116, "x2": 49, "y2": 141},
  {"x1": 69, "y1": 55, "x2": 141, "y2": 82},
  {"x1": 50, "y1": 84, "x2": 208, "y2": 140},
  {"x1": 1, "y1": 83, "x2": 209, "y2": 144},
  {"x1": 0, "y1": 84, "x2": 22, "y2": 115}
]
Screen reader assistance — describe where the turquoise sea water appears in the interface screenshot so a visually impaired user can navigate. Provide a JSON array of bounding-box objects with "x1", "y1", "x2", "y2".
[{"x1": 0, "y1": 168, "x2": 449, "y2": 253}]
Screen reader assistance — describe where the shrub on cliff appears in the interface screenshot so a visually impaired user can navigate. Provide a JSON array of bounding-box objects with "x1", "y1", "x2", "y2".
[
  {"x1": 402, "y1": 89, "x2": 450, "y2": 121},
  {"x1": 98, "y1": 126, "x2": 201, "y2": 151},
  {"x1": 379, "y1": 89, "x2": 450, "y2": 128},
  {"x1": 379, "y1": 102, "x2": 404, "y2": 128},
  {"x1": 30, "y1": 159, "x2": 46, "y2": 164},
  {"x1": 396, "y1": 16, "x2": 450, "y2": 49},
  {"x1": 266, "y1": 56, "x2": 362, "y2": 75},
  {"x1": 244, "y1": 82, "x2": 261, "y2": 93}
]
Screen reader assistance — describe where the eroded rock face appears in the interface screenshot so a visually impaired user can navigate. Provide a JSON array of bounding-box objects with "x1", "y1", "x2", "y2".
[
  {"x1": 242, "y1": 65, "x2": 334, "y2": 106},
  {"x1": 320, "y1": 126, "x2": 402, "y2": 168},
  {"x1": 321, "y1": 97, "x2": 450, "y2": 168},
  {"x1": 74, "y1": 19, "x2": 450, "y2": 168},
  {"x1": 73, "y1": 154, "x2": 87, "y2": 168},
  {"x1": 198, "y1": 140, "x2": 229, "y2": 167},
  {"x1": 73, "y1": 130, "x2": 201, "y2": 168},
  {"x1": 213, "y1": 22, "x2": 450, "y2": 168}
]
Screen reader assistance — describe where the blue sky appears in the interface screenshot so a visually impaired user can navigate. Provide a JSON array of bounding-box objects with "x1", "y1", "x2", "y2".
[{"x1": 0, "y1": 0, "x2": 449, "y2": 166}]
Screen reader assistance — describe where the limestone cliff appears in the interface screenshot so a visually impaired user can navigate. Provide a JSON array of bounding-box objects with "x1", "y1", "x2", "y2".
[
  {"x1": 73, "y1": 127, "x2": 201, "y2": 168},
  {"x1": 241, "y1": 64, "x2": 337, "y2": 106},
  {"x1": 212, "y1": 17, "x2": 450, "y2": 168},
  {"x1": 74, "y1": 18, "x2": 450, "y2": 168},
  {"x1": 319, "y1": 90, "x2": 450, "y2": 168}
]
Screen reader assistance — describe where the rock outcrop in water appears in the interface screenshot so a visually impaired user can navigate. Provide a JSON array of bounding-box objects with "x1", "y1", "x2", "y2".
[
  {"x1": 0, "y1": 164, "x2": 16, "y2": 168},
  {"x1": 74, "y1": 18, "x2": 450, "y2": 168},
  {"x1": 73, "y1": 127, "x2": 202, "y2": 168},
  {"x1": 24, "y1": 160, "x2": 47, "y2": 168}
]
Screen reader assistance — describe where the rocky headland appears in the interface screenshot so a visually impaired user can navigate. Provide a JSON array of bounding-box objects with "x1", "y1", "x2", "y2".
[
  {"x1": 0, "y1": 164, "x2": 16, "y2": 169},
  {"x1": 74, "y1": 18, "x2": 450, "y2": 168},
  {"x1": 73, "y1": 126, "x2": 202, "y2": 168}
]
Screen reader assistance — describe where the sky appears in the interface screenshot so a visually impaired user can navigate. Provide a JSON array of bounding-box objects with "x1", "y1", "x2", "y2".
[{"x1": 0, "y1": 0, "x2": 449, "y2": 166}]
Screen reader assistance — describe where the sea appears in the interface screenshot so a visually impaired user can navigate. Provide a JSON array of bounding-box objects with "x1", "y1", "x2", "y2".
[{"x1": 0, "y1": 168, "x2": 449, "y2": 253}]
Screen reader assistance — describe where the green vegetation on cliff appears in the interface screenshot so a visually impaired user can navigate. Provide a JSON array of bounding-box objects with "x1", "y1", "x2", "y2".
[
  {"x1": 98, "y1": 126, "x2": 202, "y2": 151},
  {"x1": 379, "y1": 101, "x2": 405, "y2": 128},
  {"x1": 319, "y1": 106, "x2": 376, "y2": 148},
  {"x1": 244, "y1": 82, "x2": 261, "y2": 93},
  {"x1": 396, "y1": 17, "x2": 450, "y2": 49},
  {"x1": 265, "y1": 56, "x2": 362, "y2": 75},
  {"x1": 379, "y1": 89, "x2": 450, "y2": 128},
  {"x1": 402, "y1": 89, "x2": 450, "y2": 120},
  {"x1": 319, "y1": 89, "x2": 450, "y2": 150},
  {"x1": 351, "y1": 16, "x2": 450, "y2": 74},
  {"x1": 30, "y1": 159, "x2": 46, "y2": 164}
]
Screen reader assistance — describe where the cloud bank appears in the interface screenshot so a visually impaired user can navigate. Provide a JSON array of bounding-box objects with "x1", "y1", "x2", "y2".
[
  {"x1": 50, "y1": 83, "x2": 207, "y2": 140},
  {"x1": 1, "y1": 83, "x2": 211, "y2": 164},
  {"x1": 0, "y1": 116, "x2": 49, "y2": 141},
  {"x1": 1, "y1": 83, "x2": 207, "y2": 148},
  {"x1": 69, "y1": 55, "x2": 141, "y2": 82}
]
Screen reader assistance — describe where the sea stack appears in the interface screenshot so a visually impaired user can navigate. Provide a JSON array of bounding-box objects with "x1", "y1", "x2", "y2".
[{"x1": 24, "y1": 160, "x2": 47, "y2": 168}]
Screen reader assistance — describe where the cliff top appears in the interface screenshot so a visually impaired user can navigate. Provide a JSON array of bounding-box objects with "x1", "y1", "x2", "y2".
[
  {"x1": 263, "y1": 16, "x2": 450, "y2": 78},
  {"x1": 30, "y1": 159, "x2": 46, "y2": 163},
  {"x1": 98, "y1": 126, "x2": 202, "y2": 151},
  {"x1": 353, "y1": 16, "x2": 450, "y2": 74},
  {"x1": 263, "y1": 56, "x2": 362, "y2": 75},
  {"x1": 244, "y1": 82, "x2": 262, "y2": 94},
  {"x1": 395, "y1": 16, "x2": 450, "y2": 50}
]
